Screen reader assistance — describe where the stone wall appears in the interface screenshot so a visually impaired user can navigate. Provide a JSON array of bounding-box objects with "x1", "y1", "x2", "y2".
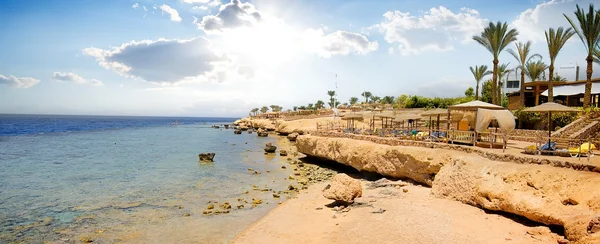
[
  {"x1": 507, "y1": 129, "x2": 548, "y2": 143},
  {"x1": 310, "y1": 131, "x2": 599, "y2": 172}
]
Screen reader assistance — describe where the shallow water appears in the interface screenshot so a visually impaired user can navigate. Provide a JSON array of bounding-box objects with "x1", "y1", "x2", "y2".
[{"x1": 0, "y1": 115, "x2": 298, "y2": 243}]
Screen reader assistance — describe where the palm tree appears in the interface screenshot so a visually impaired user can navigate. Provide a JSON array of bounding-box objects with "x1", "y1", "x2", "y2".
[
  {"x1": 594, "y1": 46, "x2": 600, "y2": 64},
  {"x1": 525, "y1": 60, "x2": 549, "y2": 82},
  {"x1": 496, "y1": 63, "x2": 512, "y2": 101},
  {"x1": 469, "y1": 65, "x2": 492, "y2": 100},
  {"x1": 315, "y1": 100, "x2": 325, "y2": 110},
  {"x1": 473, "y1": 21, "x2": 519, "y2": 105},
  {"x1": 371, "y1": 96, "x2": 381, "y2": 103},
  {"x1": 361, "y1": 91, "x2": 372, "y2": 103},
  {"x1": 564, "y1": 4, "x2": 600, "y2": 107},
  {"x1": 381, "y1": 96, "x2": 395, "y2": 104},
  {"x1": 260, "y1": 106, "x2": 269, "y2": 114},
  {"x1": 507, "y1": 41, "x2": 542, "y2": 107},
  {"x1": 251, "y1": 108, "x2": 259, "y2": 116},
  {"x1": 307, "y1": 103, "x2": 314, "y2": 110},
  {"x1": 293, "y1": 106, "x2": 298, "y2": 112},
  {"x1": 327, "y1": 90, "x2": 336, "y2": 108},
  {"x1": 553, "y1": 74, "x2": 568, "y2": 81},
  {"x1": 544, "y1": 27, "x2": 575, "y2": 102},
  {"x1": 349, "y1": 97, "x2": 359, "y2": 105}
]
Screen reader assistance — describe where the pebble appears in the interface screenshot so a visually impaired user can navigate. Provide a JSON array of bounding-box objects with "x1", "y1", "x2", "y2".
[
  {"x1": 183, "y1": 213, "x2": 191, "y2": 217},
  {"x1": 403, "y1": 189, "x2": 409, "y2": 193}
]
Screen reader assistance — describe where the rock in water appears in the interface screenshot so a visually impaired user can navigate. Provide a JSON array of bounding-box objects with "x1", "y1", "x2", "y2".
[
  {"x1": 257, "y1": 128, "x2": 268, "y2": 137},
  {"x1": 198, "y1": 153, "x2": 216, "y2": 162},
  {"x1": 322, "y1": 173, "x2": 362, "y2": 204},
  {"x1": 287, "y1": 132, "x2": 299, "y2": 142},
  {"x1": 240, "y1": 126, "x2": 249, "y2": 131},
  {"x1": 234, "y1": 129, "x2": 242, "y2": 134},
  {"x1": 279, "y1": 150, "x2": 288, "y2": 156},
  {"x1": 264, "y1": 143, "x2": 277, "y2": 153},
  {"x1": 224, "y1": 124, "x2": 229, "y2": 129}
]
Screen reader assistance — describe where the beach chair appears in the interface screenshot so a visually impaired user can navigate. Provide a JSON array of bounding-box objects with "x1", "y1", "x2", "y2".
[{"x1": 568, "y1": 143, "x2": 596, "y2": 157}]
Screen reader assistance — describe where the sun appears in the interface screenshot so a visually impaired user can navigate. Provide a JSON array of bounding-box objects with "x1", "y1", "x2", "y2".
[{"x1": 215, "y1": 17, "x2": 302, "y2": 69}]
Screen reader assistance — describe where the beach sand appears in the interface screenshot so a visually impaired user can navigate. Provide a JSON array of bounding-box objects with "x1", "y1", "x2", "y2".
[{"x1": 232, "y1": 179, "x2": 563, "y2": 244}]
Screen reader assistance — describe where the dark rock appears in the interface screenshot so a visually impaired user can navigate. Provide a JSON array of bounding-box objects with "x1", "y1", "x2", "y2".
[
  {"x1": 280, "y1": 150, "x2": 288, "y2": 156},
  {"x1": 224, "y1": 125, "x2": 229, "y2": 129},
  {"x1": 257, "y1": 128, "x2": 268, "y2": 137},
  {"x1": 264, "y1": 142, "x2": 277, "y2": 153},
  {"x1": 234, "y1": 129, "x2": 242, "y2": 134},
  {"x1": 287, "y1": 132, "x2": 299, "y2": 141},
  {"x1": 198, "y1": 153, "x2": 216, "y2": 162}
]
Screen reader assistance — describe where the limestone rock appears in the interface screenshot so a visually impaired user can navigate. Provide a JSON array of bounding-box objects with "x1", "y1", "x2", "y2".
[
  {"x1": 431, "y1": 158, "x2": 600, "y2": 241},
  {"x1": 279, "y1": 150, "x2": 288, "y2": 156},
  {"x1": 198, "y1": 153, "x2": 216, "y2": 162},
  {"x1": 322, "y1": 173, "x2": 362, "y2": 204},
  {"x1": 240, "y1": 126, "x2": 249, "y2": 131},
  {"x1": 264, "y1": 143, "x2": 277, "y2": 153},
  {"x1": 257, "y1": 128, "x2": 269, "y2": 137},
  {"x1": 296, "y1": 135, "x2": 449, "y2": 186},
  {"x1": 287, "y1": 132, "x2": 299, "y2": 142}
]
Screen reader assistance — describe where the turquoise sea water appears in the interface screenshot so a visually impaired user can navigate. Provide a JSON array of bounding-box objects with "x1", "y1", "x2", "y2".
[{"x1": 0, "y1": 115, "x2": 297, "y2": 243}]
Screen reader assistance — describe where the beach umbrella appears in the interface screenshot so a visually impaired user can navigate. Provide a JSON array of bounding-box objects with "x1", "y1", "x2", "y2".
[
  {"x1": 421, "y1": 108, "x2": 448, "y2": 134},
  {"x1": 341, "y1": 113, "x2": 364, "y2": 129},
  {"x1": 522, "y1": 102, "x2": 579, "y2": 146}
]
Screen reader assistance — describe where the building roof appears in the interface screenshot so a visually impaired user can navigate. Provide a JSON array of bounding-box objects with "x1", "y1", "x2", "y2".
[
  {"x1": 448, "y1": 100, "x2": 505, "y2": 110},
  {"x1": 541, "y1": 82, "x2": 600, "y2": 96}
]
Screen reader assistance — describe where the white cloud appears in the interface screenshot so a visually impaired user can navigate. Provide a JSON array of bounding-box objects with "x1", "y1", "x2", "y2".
[
  {"x1": 303, "y1": 29, "x2": 379, "y2": 58},
  {"x1": 371, "y1": 6, "x2": 487, "y2": 56},
  {"x1": 51, "y1": 72, "x2": 103, "y2": 86},
  {"x1": 237, "y1": 65, "x2": 254, "y2": 79},
  {"x1": 182, "y1": 0, "x2": 210, "y2": 3},
  {"x1": 132, "y1": 3, "x2": 139, "y2": 9},
  {"x1": 194, "y1": 0, "x2": 261, "y2": 33},
  {"x1": 192, "y1": 6, "x2": 209, "y2": 11},
  {"x1": 143, "y1": 6, "x2": 147, "y2": 12},
  {"x1": 0, "y1": 74, "x2": 40, "y2": 88},
  {"x1": 82, "y1": 37, "x2": 231, "y2": 84},
  {"x1": 208, "y1": 0, "x2": 222, "y2": 7},
  {"x1": 160, "y1": 4, "x2": 182, "y2": 22},
  {"x1": 511, "y1": 0, "x2": 594, "y2": 43}
]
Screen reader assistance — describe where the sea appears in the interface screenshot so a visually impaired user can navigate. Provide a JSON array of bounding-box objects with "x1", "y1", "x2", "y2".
[{"x1": 0, "y1": 114, "x2": 298, "y2": 243}]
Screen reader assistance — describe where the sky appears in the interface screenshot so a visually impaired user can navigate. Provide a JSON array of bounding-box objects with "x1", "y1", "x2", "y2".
[{"x1": 1, "y1": 0, "x2": 599, "y2": 117}]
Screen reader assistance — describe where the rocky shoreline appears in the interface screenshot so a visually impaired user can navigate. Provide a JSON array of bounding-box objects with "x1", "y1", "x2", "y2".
[{"x1": 294, "y1": 134, "x2": 600, "y2": 242}]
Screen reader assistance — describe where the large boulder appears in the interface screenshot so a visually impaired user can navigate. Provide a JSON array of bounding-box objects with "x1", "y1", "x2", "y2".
[
  {"x1": 264, "y1": 143, "x2": 277, "y2": 153},
  {"x1": 287, "y1": 132, "x2": 299, "y2": 142},
  {"x1": 322, "y1": 173, "x2": 362, "y2": 204},
  {"x1": 432, "y1": 157, "x2": 600, "y2": 242},
  {"x1": 296, "y1": 135, "x2": 449, "y2": 186},
  {"x1": 257, "y1": 128, "x2": 268, "y2": 137},
  {"x1": 198, "y1": 153, "x2": 216, "y2": 162}
]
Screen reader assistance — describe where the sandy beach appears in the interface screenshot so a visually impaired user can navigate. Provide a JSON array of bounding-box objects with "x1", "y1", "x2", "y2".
[{"x1": 232, "y1": 179, "x2": 562, "y2": 244}]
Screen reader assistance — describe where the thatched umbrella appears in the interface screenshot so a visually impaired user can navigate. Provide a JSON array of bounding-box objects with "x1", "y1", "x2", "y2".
[
  {"x1": 374, "y1": 111, "x2": 395, "y2": 129},
  {"x1": 522, "y1": 102, "x2": 579, "y2": 146},
  {"x1": 421, "y1": 108, "x2": 448, "y2": 135},
  {"x1": 341, "y1": 113, "x2": 364, "y2": 130}
]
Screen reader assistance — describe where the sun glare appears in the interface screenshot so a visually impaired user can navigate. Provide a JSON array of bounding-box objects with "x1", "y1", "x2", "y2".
[{"x1": 216, "y1": 18, "x2": 302, "y2": 69}]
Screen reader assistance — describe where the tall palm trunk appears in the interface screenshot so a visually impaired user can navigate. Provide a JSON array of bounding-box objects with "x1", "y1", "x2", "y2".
[
  {"x1": 585, "y1": 55, "x2": 593, "y2": 106},
  {"x1": 520, "y1": 70, "x2": 525, "y2": 106},
  {"x1": 492, "y1": 59, "x2": 499, "y2": 105},
  {"x1": 548, "y1": 63, "x2": 554, "y2": 102},
  {"x1": 475, "y1": 82, "x2": 480, "y2": 100}
]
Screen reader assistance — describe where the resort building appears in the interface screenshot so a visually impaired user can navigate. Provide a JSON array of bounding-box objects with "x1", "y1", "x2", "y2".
[{"x1": 504, "y1": 78, "x2": 600, "y2": 110}]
